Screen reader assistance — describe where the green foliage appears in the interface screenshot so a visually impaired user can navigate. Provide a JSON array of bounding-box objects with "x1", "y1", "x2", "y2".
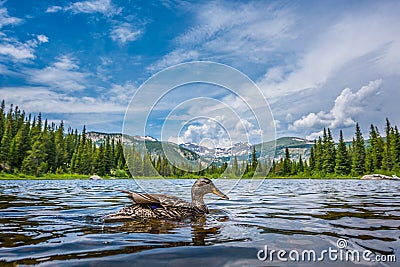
[
  {"x1": 351, "y1": 123, "x2": 366, "y2": 175},
  {"x1": 0, "y1": 99, "x2": 399, "y2": 179},
  {"x1": 269, "y1": 121, "x2": 399, "y2": 178},
  {"x1": 335, "y1": 130, "x2": 350, "y2": 175}
]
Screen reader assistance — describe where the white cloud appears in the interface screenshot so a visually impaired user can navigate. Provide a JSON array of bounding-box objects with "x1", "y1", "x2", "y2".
[
  {"x1": 107, "y1": 81, "x2": 136, "y2": 103},
  {"x1": 0, "y1": 33, "x2": 49, "y2": 61},
  {"x1": 290, "y1": 79, "x2": 382, "y2": 136},
  {"x1": 0, "y1": 5, "x2": 22, "y2": 28},
  {"x1": 110, "y1": 23, "x2": 141, "y2": 44},
  {"x1": 45, "y1": 6, "x2": 62, "y2": 13},
  {"x1": 37, "y1": 34, "x2": 49, "y2": 43},
  {"x1": 148, "y1": 49, "x2": 199, "y2": 71},
  {"x1": 149, "y1": 1, "x2": 296, "y2": 71},
  {"x1": 182, "y1": 119, "x2": 231, "y2": 148},
  {"x1": 46, "y1": 0, "x2": 121, "y2": 16},
  {"x1": 0, "y1": 42, "x2": 34, "y2": 60},
  {"x1": 306, "y1": 130, "x2": 324, "y2": 141},
  {"x1": 28, "y1": 56, "x2": 88, "y2": 91},
  {"x1": 0, "y1": 86, "x2": 126, "y2": 114},
  {"x1": 259, "y1": 3, "x2": 400, "y2": 101}
]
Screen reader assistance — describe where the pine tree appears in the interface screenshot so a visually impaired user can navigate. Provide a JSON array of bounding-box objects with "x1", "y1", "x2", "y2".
[
  {"x1": 0, "y1": 120, "x2": 12, "y2": 168},
  {"x1": 382, "y1": 118, "x2": 393, "y2": 170},
  {"x1": 315, "y1": 137, "x2": 323, "y2": 172},
  {"x1": 366, "y1": 124, "x2": 383, "y2": 172},
  {"x1": 335, "y1": 130, "x2": 350, "y2": 175},
  {"x1": 0, "y1": 100, "x2": 5, "y2": 143},
  {"x1": 322, "y1": 128, "x2": 336, "y2": 174},
  {"x1": 55, "y1": 121, "x2": 66, "y2": 171},
  {"x1": 391, "y1": 126, "x2": 400, "y2": 171},
  {"x1": 298, "y1": 155, "x2": 304, "y2": 173},
  {"x1": 283, "y1": 147, "x2": 291, "y2": 176},
  {"x1": 251, "y1": 146, "x2": 258, "y2": 170},
  {"x1": 22, "y1": 133, "x2": 48, "y2": 176},
  {"x1": 95, "y1": 143, "x2": 106, "y2": 176},
  {"x1": 232, "y1": 156, "x2": 239, "y2": 176},
  {"x1": 351, "y1": 123, "x2": 366, "y2": 175},
  {"x1": 309, "y1": 146, "x2": 315, "y2": 171}
]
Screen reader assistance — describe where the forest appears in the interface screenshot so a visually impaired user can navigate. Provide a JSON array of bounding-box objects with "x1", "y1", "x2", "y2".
[
  {"x1": 0, "y1": 100, "x2": 399, "y2": 178},
  {"x1": 269, "y1": 120, "x2": 400, "y2": 177}
]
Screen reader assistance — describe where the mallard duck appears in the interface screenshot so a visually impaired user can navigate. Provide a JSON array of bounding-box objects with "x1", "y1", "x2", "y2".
[{"x1": 106, "y1": 178, "x2": 229, "y2": 220}]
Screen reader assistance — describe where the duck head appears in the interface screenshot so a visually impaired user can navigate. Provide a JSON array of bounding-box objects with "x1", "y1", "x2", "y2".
[
  {"x1": 192, "y1": 178, "x2": 229, "y2": 200},
  {"x1": 191, "y1": 178, "x2": 228, "y2": 213}
]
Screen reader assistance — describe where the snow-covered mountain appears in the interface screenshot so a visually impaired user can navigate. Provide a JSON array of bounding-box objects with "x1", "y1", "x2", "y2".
[
  {"x1": 86, "y1": 132, "x2": 315, "y2": 162},
  {"x1": 179, "y1": 142, "x2": 252, "y2": 160}
]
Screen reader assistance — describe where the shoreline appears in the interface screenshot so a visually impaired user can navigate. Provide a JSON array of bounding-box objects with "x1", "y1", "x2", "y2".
[{"x1": 0, "y1": 174, "x2": 362, "y2": 180}]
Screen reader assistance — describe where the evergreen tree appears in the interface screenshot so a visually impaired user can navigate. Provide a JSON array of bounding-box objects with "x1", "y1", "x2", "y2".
[
  {"x1": 391, "y1": 126, "x2": 400, "y2": 171},
  {"x1": 298, "y1": 155, "x2": 304, "y2": 173},
  {"x1": 251, "y1": 146, "x2": 258, "y2": 170},
  {"x1": 309, "y1": 146, "x2": 315, "y2": 171},
  {"x1": 0, "y1": 100, "x2": 5, "y2": 143},
  {"x1": 314, "y1": 137, "x2": 323, "y2": 172},
  {"x1": 351, "y1": 123, "x2": 366, "y2": 175},
  {"x1": 55, "y1": 121, "x2": 66, "y2": 171},
  {"x1": 232, "y1": 156, "x2": 239, "y2": 176},
  {"x1": 283, "y1": 147, "x2": 291, "y2": 176},
  {"x1": 366, "y1": 124, "x2": 383, "y2": 172},
  {"x1": 22, "y1": 133, "x2": 48, "y2": 176},
  {"x1": 382, "y1": 118, "x2": 393, "y2": 170},
  {"x1": 0, "y1": 120, "x2": 12, "y2": 168},
  {"x1": 322, "y1": 128, "x2": 336, "y2": 174},
  {"x1": 335, "y1": 130, "x2": 350, "y2": 175}
]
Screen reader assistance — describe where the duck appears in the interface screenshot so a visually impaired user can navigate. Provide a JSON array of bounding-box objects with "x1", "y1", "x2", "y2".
[{"x1": 106, "y1": 178, "x2": 229, "y2": 220}]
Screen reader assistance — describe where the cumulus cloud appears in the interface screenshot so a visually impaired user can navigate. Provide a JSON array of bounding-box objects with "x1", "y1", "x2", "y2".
[
  {"x1": 289, "y1": 79, "x2": 382, "y2": 137},
  {"x1": 306, "y1": 130, "x2": 324, "y2": 140},
  {"x1": 110, "y1": 23, "x2": 141, "y2": 44},
  {"x1": 182, "y1": 119, "x2": 231, "y2": 148}
]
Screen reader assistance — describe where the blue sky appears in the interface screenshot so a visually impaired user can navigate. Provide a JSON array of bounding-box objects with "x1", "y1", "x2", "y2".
[{"x1": 1, "y1": 0, "x2": 400, "y2": 144}]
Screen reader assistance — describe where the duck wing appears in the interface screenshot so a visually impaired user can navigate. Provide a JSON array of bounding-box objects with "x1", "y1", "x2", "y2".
[{"x1": 120, "y1": 190, "x2": 191, "y2": 209}]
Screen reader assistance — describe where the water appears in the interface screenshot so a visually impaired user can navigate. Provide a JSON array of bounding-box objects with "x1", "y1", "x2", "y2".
[{"x1": 0, "y1": 179, "x2": 399, "y2": 266}]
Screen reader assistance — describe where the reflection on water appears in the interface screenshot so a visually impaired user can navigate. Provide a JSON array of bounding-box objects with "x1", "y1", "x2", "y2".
[{"x1": 0, "y1": 179, "x2": 399, "y2": 266}]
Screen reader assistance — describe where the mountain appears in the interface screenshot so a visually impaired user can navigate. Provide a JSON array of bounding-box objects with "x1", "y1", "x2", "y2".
[
  {"x1": 86, "y1": 132, "x2": 316, "y2": 163},
  {"x1": 179, "y1": 142, "x2": 252, "y2": 161},
  {"x1": 255, "y1": 137, "x2": 314, "y2": 161},
  {"x1": 86, "y1": 131, "x2": 198, "y2": 161}
]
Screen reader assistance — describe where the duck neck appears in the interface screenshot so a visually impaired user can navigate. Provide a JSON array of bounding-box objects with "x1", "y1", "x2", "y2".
[{"x1": 191, "y1": 190, "x2": 208, "y2": 213}]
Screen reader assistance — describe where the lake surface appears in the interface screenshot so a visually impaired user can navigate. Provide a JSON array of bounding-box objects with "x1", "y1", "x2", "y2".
[{"x1": 0, "y1": 179, "x2": 399, "y2": 266}]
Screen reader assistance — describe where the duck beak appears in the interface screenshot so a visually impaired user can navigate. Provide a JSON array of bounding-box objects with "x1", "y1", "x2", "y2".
[{"x1": 212, "y1": 187, "x2": 229, "y2": 200}]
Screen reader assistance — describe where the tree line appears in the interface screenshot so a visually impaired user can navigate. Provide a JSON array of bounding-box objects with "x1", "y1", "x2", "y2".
[
  {"x1": 1, "y1": 100, "x2": 399, "y2": 178},
  {"x1": 0, "y1": 100, "x2": 128, "y2": 177},
  {"x1": 0, "y1": 100, "x2": 262, "y2": 177},
  {"x1": 269, "y1": 119, "x2": 400, "y2": 177}
]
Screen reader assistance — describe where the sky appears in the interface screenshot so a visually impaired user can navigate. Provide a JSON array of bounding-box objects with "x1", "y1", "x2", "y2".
[{"x1": 1, "y1": 0, "x2": 400, "y2": 145}]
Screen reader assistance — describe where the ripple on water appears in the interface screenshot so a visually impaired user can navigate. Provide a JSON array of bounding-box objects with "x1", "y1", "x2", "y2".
[{"x1": 0, "y1": 179, "x2": 399, "y2": 266}]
